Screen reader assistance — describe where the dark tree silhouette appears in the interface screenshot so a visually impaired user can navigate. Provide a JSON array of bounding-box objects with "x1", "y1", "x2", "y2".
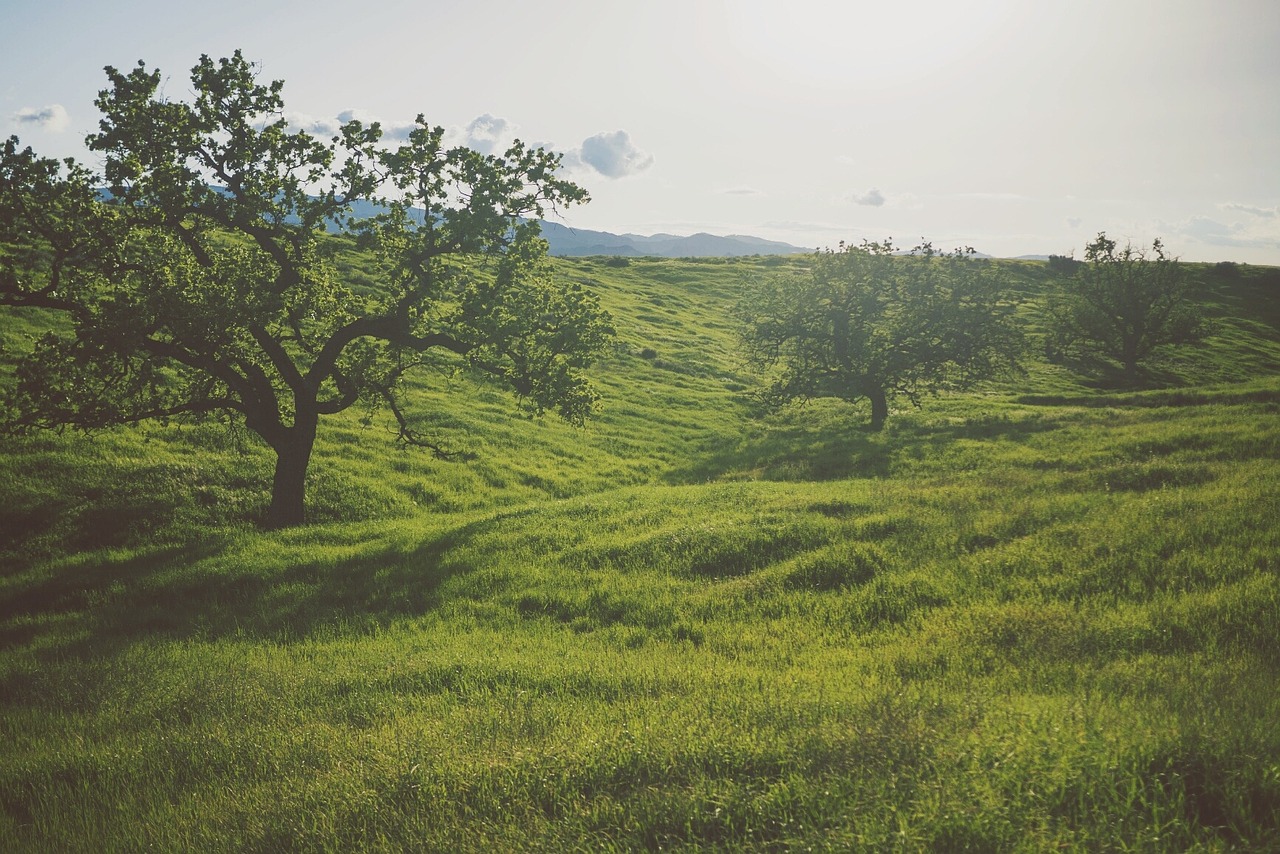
[
  {"x1": 0, "y1": 52, "x2": 613, "y2": 528},
  {"x1": 736, "y1": 240, "x2": 1024, "y2": 430},
  {"x1": 1046, "y1": 232, "x2": 1204, "y2": 383}
]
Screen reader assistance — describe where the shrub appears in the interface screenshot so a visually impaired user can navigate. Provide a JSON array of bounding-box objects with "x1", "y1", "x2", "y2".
[{"x1": 1047, "y1": 254, "x2": 1083, "y2": 275}]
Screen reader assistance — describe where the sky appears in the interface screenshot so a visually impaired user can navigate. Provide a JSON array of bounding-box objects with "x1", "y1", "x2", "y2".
[{"x1": 3, "y1": 0, "x2": 1279, "y2": 263}]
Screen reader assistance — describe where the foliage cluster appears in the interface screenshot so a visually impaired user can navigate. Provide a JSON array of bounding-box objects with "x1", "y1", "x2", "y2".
[
  {"x1": 1046, "y1": 233, "x2": 1206, "y2": 381},
  {"x1": 1046, "y1": 253, "x2": 1083, "y2": 275},
  {"x1": 1, "y1": 52, "x2": 611, "y2": 528},
  {"x1": 736, "y1": 240, "x2": 1025, "y2": 430}
]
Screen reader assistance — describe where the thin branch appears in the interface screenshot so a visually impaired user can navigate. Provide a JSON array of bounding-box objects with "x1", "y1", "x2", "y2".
[{"x1": 382, "y1": 389, "x2": 475, "y2": 460}]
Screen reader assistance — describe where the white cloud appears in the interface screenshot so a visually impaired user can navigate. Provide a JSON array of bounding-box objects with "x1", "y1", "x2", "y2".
[
  {"x1": 1175, "y1": 215, "x2": 1280, "y2": 250},
  {"x1": 462, "y1": 113, "x2": 514, "y2": 155},
  {"x1": 1065, "y1": 216, "x2": 1083, "y2": 228},
  {"x1": 721, "y1": 186, "x2": 764, "y2": 196},
  {"x1": 335, "y1": 109, "x2": 419, "y2": 141},
  {"x1": 284, "y1": 109, "x2": 419, "y2": 141},
  {"x1": 13, "y1": 104, "x2": 69, "y2": 132},
  {"x1": 575, "y1": 130, "x2": 653, "y2": 179},
  {"x1": 1220, "y1": 202, "x2": 1278, "y2": 218},
  {"x1": 851, "y1": 188, "x2": 885, "y2": 207},
  {"x1": 285, "y1": 111, "x2": 342, "y2": 137},
  {"x1": 334, "y1": 108, "x2": 377, "y2": 126},
  {"x1": 281, "y1": 112, "x2": 650, "y2": 179}
]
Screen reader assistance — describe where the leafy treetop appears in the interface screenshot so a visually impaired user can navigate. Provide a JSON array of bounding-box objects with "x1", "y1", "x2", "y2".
[
  {"x1": 0, "y1": 51, "x2": 612, "y2": 528},
  {"x1": 736, "y1": 240, "x2": 1024, "y2": 430},
  {"x1": 1046, "y1": 232, "x2": 1204, "y2": 383}
]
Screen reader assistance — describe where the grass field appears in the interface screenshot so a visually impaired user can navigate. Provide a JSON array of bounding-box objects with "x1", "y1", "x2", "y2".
[{"x1": 2, "y1": 254, "x2": 1279, "y2": 851}]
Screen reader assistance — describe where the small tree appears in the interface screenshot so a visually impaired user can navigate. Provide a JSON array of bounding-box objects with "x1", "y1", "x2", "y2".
[
  {"x1": 0, "y1": 52, "x2": 613, "y2": 528},
  {"x1": 1046, "y1": 232, "x2": 1204, "y2": 383},
  {"x1": 736, "y1": 240, "x2": 1024, "y2": 430},
  {"x1": 1047, "y1": 254, "x2": 1082, "y2": 275}
]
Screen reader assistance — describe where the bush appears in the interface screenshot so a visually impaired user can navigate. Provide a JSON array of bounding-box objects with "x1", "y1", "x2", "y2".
[{"x1": 1047, "y1": 254, "x2": 1082, "y2": 275}]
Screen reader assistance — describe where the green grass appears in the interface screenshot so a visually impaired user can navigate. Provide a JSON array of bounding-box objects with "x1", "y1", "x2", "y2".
[{"x1": 2, "y1": 256, "x2": 1279, "y2": 851}]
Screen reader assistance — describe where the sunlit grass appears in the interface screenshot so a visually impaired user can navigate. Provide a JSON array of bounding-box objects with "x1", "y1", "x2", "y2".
[{"x1": 2, "y1": 256, "x2": 1279, "y2": 850}]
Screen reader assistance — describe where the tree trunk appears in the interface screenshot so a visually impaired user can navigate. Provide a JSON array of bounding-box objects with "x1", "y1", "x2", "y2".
[
  {"x1": 868, "y1": 385, "x2": 889, "y2": 432},
  {"x1": 1122, "y1": 359, "x2": 1139, "y2": 385},
  {"x1": 1121, "y1": 334, "x2": 1141, "y2": 385},
  {"x1": 264, "y1": 416, "x2": 317, "y2": 530}
]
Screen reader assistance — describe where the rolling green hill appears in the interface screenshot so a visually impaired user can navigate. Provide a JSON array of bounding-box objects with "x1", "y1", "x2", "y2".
[{"x1": 2, "y1": 254, "x2": 1279, "y2": 850}]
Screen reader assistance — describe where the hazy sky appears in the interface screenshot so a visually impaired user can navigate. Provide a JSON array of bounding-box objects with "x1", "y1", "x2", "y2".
[{"x1": 3, "y1": 0, "x2": 1278, "y2": 262}]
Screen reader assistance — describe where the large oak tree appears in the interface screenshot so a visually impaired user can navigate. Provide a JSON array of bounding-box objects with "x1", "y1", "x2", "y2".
[
  {"x1": 736, "y1": 240, "x2": 1024, "y2": 430},
  {"x1": 0, "y1": 52, "x2": 612, "y2": 528},
  {"x1": 1046, "y1": 232, "x2": 1204, "y2": 383}
]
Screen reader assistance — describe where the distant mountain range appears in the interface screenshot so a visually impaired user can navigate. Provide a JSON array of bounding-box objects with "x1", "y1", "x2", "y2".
[
  {"x1": 328, "y1": 200, "x2": 812, "y2": 257},
  {"x1": 104, "y1": 191, "x2": 1053, "y2": 260},
  {"x1": 534, "y1": 221, "x2": 812, "y2": 257},
  {"x1": 499, "y1": 222, "x2": 1057, "y2": 261},
  {"x1": 341, "y1": 205, "x2": 1050, "y2": 259}
]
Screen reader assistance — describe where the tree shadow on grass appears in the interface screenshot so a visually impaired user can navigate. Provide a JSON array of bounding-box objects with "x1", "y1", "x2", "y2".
[
  {"x1": 1061, "y1": 358, "x2": 1215, "y2": 392},
  {"x1": 0, "y1": 490, "x2": 157, "y2": 562},
  {"x1": 0, "y1": 514, "x2": 507, "y2": 663},
  {"x1": 668, "y1": 419, "x2": 893, "y2": 485},
  {"x1": 1016, "y1": 385, "x2": 1280, "y2": 409},
  {"x1": 1040, "y1": 347, "x2": 1194, "y2": 391},
  {"x1": 666, "y1": 402, "x2": 1064, "y2": 485},
  {"x1": 1201, "y1": 265, "x2": 1280, "y2": 332}
]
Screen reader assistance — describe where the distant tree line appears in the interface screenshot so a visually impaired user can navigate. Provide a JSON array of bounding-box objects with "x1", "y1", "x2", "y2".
[{"x1": 735, "y1": 233, "x2": 1207, "y2": 429}]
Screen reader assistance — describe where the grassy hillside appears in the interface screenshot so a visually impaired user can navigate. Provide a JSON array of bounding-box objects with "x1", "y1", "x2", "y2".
[{"x1": 2, "y1": 254, "x2": 1279, "y2": 850}]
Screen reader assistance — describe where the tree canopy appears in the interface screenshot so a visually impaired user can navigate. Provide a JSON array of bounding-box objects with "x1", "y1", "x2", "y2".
[
  {"x1": 1046, "y1": 232, "x2": 1204, "y2": 383},
  {"x1": 0, "y1": 51, "x2": 613, "y2": 528},
  {"x1": 736, "y1": 240, "x2": 1024, "y2": 430}
]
